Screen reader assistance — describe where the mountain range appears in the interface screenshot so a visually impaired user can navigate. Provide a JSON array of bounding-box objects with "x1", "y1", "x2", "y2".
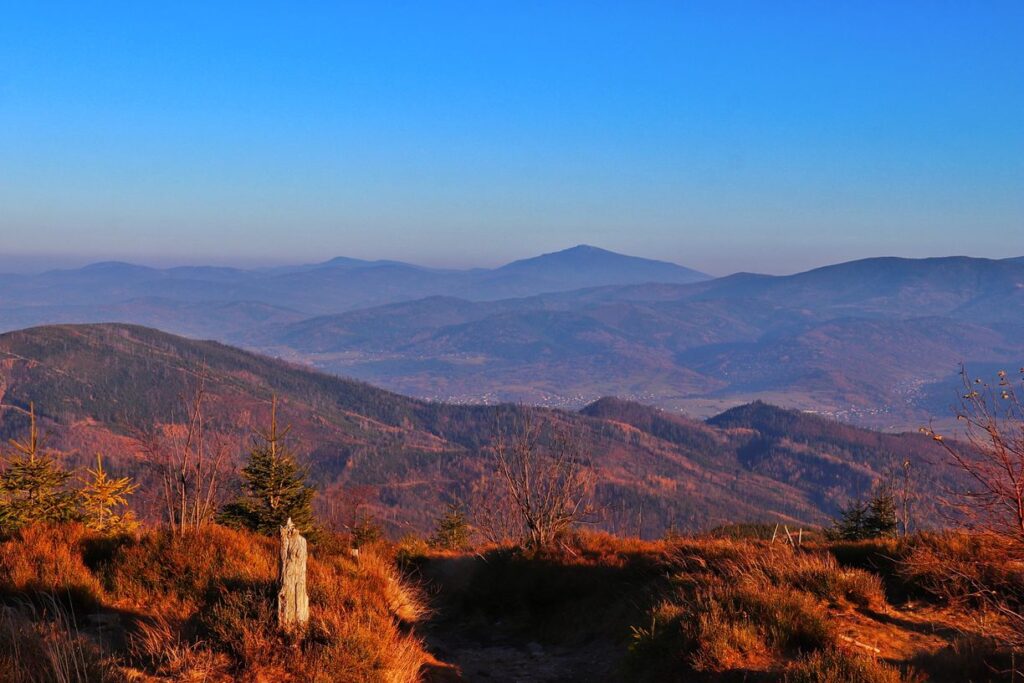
[
  {"x1": 1, "y1": 246, "x2": 1022, "y2": 430},
  {"x1": 0, "y1": 245, "x2": 707, "y2": 316},
  {"x1": 0, "y1": 323, "x2": 956, "y2": 535}
]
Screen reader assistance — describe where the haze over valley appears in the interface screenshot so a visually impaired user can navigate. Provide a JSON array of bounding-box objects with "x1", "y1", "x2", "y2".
[{"x1": 3, "y1": 245, "x2": 1022, "y2": 431}]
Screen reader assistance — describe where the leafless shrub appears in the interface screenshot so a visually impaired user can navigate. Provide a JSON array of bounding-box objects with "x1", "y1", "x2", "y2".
[
  {"x1": 478, "y1": 410, "x2": 593, "y2": 550},
  {"x1": 923, "y1": 367, "x2": 1024, "y2": 541},
  {"x1": 136, "y1": 369, "x2": 232, "y2": 534},
  {"x1": 921, "y1": 366, "x2": 1024, "y2": 645}
]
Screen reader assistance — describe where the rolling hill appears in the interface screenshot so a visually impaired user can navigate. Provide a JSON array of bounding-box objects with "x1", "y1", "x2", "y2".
[
  {"x1": 3, "y1": 252, "x2": 1022, "y2": 430},
  {"x1": 250, "y1": 256, "x2": 1024, "y2": 428},
  {"x1": 0, "y1": 323, "x2": 955, "y2": 535}
]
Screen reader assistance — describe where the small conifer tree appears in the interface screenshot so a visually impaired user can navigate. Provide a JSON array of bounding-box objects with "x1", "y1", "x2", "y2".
[
  {"x1": 829, "y1": 486, "x2": 899, "y2": 540},
  {"x1": 350, "y1": 513, "x2": 383, "y2": 548},
  {"x1": 0, "y1": 404, "x2": 77, "y2": 532},
  {"x1": 218, "y1": 398, "x2": 316, "y2": 536},
  {"x1": 830, "y1": 499, "x2": 869, "y2": 541},
  {"x1": 80, "y1": 454, "x2": 139, "y2": 534},
  {"x1": 428, "y1": 502, "x2": 471, "y2": 550},
  {"x1": 864, "y1": 487, "x2": 899, "y2": 538}
]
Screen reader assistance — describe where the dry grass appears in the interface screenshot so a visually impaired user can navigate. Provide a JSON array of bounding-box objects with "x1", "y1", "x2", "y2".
[
  {"x1": 4, "y1": 524, "x2": 1023, "y2": 681},
  {"x1": 0, "y1": 524, "x2": 106, "y2": 612},
  {"x1": 898, "y1": 532, "x2": 1024, "y2": 610},
  {"x1": 626, "y1": 538, "x2": 913, "y2": 680},
  {"x1": 784, "y1": 647, "x2": 904, "y2": 683},
  {"x1": 0, "y1": 595, "x2": 111, "y2": 683},
  {"x1": 0, "y1": 523, "x2": 430, "y2": 682}
]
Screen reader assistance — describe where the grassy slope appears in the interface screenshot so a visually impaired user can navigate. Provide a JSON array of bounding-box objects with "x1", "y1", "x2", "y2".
[
  {"x1": 0, "y1": 523, "x2": 432, "y2": 682},
  {"x1": 0, "y1": 522, "x2": 1017, "y2": 682},
  {"x1": 413, "y1": 532, "x2": 1018, "y2": 682}
]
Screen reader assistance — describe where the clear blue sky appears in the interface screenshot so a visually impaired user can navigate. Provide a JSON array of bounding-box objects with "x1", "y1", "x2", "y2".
[{"x1": 1, "y1": 2, "x2": 1021, "y2": 275}]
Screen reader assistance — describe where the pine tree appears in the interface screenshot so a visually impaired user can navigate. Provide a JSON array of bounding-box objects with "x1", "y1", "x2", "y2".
[
  {"x1": 80, "y1": 454, "x2": 139, "y2": 534},
  {"x1": 0, "y1": 404, "x2": 77, "y2": 532},
  {"x1": 218, "y1": 398, "x2": 316, "y2": 536},
  {"x1": 864, "y1": 487, "x2": 899, "y2": 538},
  {"x1": 830, "y1": 499, "x2": 870, "y2": 541},
  {"x1": 428, "y1": 502, "x2": 471, "y2": 550},
  {"x1": 829, "y1": 486, "x2": 899, "y2": 540}
]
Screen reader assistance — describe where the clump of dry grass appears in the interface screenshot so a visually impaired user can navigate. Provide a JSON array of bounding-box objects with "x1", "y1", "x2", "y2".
[
  {"x1": 784, "y1": 647, "x2": 904, "y2": 683},
  {"x1": 743, "y1": 547, "x2": 887, "y2": 609},
  {"x1": 631, "y1": 581, "x2": 834, "y2": 674},
  {"x1": 0, "y1": 524, "x2": 106, "y2": 612},
  {"x1": 119, "y1": 530, "x2": 431, "y2": 682},
  {"x1": 898, "y1": 532, "x2": 1024, "y2": 610},
  {"x1": 0, "y1": 595, "x2": 112, "y2": 683},
  {"x1": 129, "y1": 612, "x2": 233, "y2": 682},
  {"x1": 101, "y1": 524, "x2": 277, "y2": 617},
  {"x1": 628, "y1": 538, "x2": 892, "y2": 680},
  {"x1": 668, "y1": 540, "x2": 886, "y2": 609}
]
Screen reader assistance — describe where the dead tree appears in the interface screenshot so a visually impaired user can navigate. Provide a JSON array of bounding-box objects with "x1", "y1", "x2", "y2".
[{"x1": 278, "y1": 517, "x2": 309, "y2": 632}]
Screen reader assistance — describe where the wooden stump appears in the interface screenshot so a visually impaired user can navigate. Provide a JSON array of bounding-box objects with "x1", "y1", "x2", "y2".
[{"x1": 278, "y1": 518, "x2": 309, "y2": 631}]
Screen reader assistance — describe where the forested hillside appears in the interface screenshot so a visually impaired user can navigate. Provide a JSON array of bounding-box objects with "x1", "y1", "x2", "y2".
[{"x1": 0, "y1": 324, "x2": 955, "y2": 534}]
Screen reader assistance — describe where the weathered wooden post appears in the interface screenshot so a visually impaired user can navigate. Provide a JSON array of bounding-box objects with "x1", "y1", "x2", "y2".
[{"x1": 278, "y1": 517, "x2": 309, "y2": 631}]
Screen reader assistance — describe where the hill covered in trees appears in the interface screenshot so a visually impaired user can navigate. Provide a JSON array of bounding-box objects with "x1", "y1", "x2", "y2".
[{"x1": 0, "y1": 323, "x2": 956, "y2": 534}]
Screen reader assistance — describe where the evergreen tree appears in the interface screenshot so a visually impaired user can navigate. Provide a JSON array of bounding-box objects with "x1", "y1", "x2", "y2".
[
  {"x1": 830, "y1": 499, "x2": 870, "y2": 541},
  {"x1": 0, "y1": 404, "x2": 77, "y2": 532},
  {"x1": 864, "y1": 487, "x2": 899, "y2": 538},
  {"x1": 218, "y1": 398, "x2": 316, "y2": 536},
  {"x1": 829, "y1": 486, "x2": 899, "y2": 540},
  {"x1": 80, "y1": 454, "x2": 139, "y2": 534},
  {"x1": 350, "y1": 513, "x2": 382, "y2": 548},
  {"x1": 428, "y1": 502, "x2": 471, "y2": 550}
]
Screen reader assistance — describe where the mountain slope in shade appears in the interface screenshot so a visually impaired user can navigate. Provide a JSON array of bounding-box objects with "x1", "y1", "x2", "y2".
[{"x1": 0, "y1": 324, "x2": 954, "y2": 535}]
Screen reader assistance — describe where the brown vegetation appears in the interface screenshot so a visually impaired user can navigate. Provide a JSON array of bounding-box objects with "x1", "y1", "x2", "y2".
[
  {"x1": 406, "y1": 531, "x2": 1021, "y2": 681},
  {"x1": 1, "y1": 521, "x2": 1022, "y2": 681},
  {"x1": 0, "y1": 523, "x2": 430, "y2": 682}
]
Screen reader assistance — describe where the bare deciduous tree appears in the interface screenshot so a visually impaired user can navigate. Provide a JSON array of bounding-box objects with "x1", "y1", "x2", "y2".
[
  {"x1": 470, "y1": 471, "x2": 519, "y2": 546},
  {"x1": 484, "y1": 410, "x2": 593, "y2": 550},
  {"x1": 136, "y1": 370, "x2": 232, "y2": 534}
]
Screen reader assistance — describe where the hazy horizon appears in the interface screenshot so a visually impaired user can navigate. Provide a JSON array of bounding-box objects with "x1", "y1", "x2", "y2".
[{"x1": 3, "y1": 243, "x2": 1024, "y2": 279}]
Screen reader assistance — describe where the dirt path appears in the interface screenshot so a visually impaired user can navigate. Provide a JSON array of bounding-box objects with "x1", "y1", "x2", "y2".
[
  {"x1": 413, "y1": 554, "x2": 630, "y2": 682},
  {"x1": 413, "y1": 551, "x2": 997, "y2": 682},
  {"x1": 422, "y1": 623, "x2": 617, "y2": 682}
]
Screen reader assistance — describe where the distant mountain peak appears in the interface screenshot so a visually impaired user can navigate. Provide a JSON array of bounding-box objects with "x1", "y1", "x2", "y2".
[{"x1": 496, "y1": 245, "x2": 709, "y2": 282}]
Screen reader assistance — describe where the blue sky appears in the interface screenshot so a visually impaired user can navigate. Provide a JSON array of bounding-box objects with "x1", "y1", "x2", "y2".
[{"x1": 1, "y1": 2, "x2": 1021, "y2": 275}]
